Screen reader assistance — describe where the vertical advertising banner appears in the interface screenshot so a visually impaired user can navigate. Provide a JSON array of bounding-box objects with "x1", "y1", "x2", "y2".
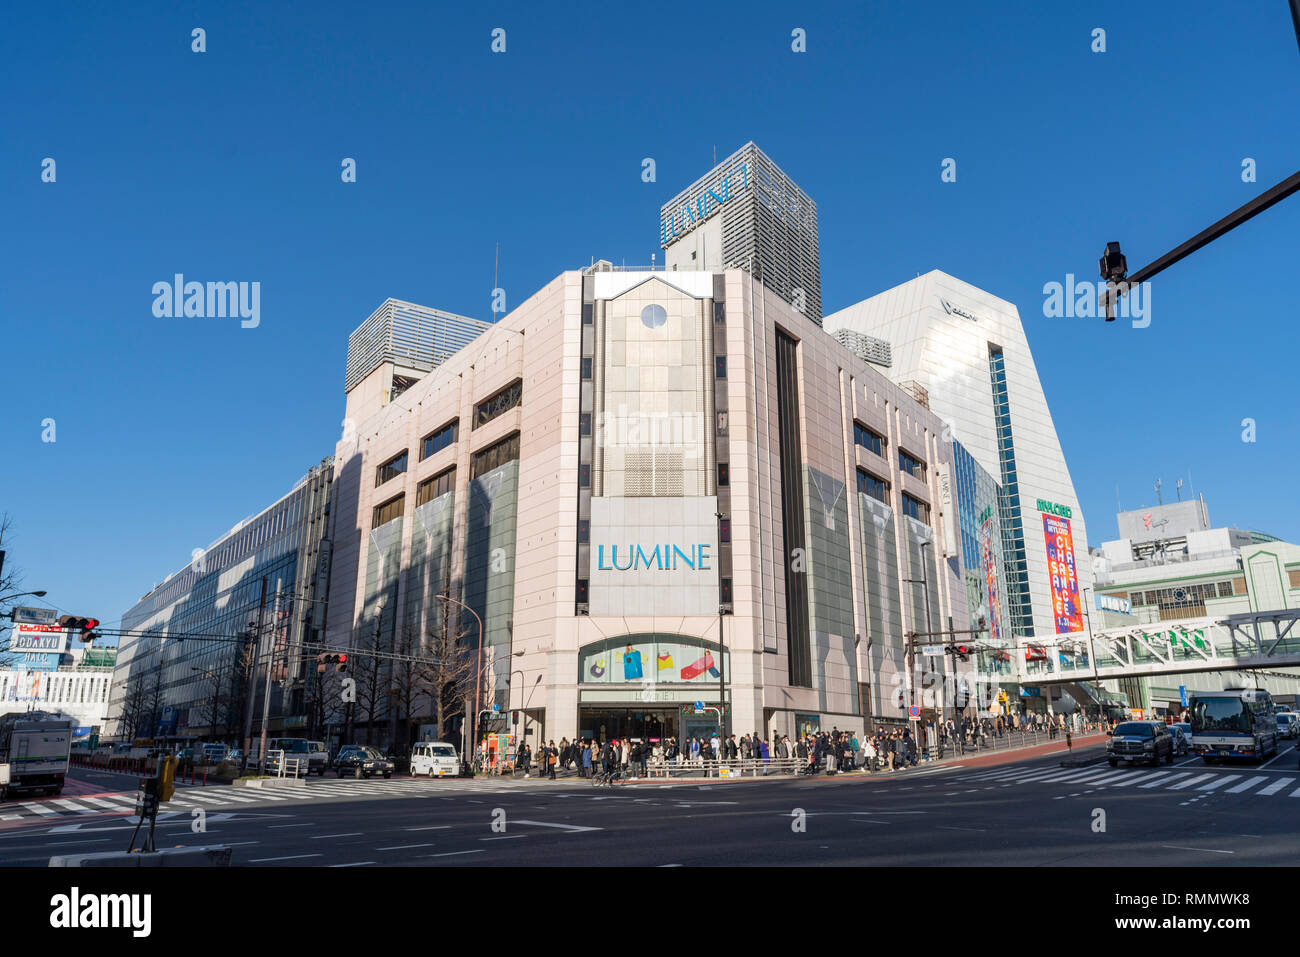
[
  {"x1": 1043, "y1": 514, "x2": 1082, "y2": 633},
  {"x1": 980, "y1": 519, "x2": 1003, "y2": 641}
]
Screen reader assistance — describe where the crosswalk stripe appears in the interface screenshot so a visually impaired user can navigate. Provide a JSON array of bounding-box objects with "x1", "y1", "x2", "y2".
[
  {"x1": 1063, "y1": 767, "x2": 1132, "y2": 782},
  {"x1": 50, "y1": 799, "x2": 92, "y2": 812},
  {"x1": 78, "y1": 796, "x2": 129, "y2": 809},
  {"x1": 1196, "y1": 775, "x2": 1240, "y2": 792},
  {"x1": 1033, "y1": 769, "x2": 1107, "y2": 783},
  {"x1": 1009, "y1": 768, "x2": 1072, "y2": 783},
  {"x1": 1225, "y1": 777, "x2": 1267, "y2": 794},
  {"x1": 1288, "y1": 786, "x2": 1300, "y2": 798},
  {"x1": 21, "y1": 803, "x2": 58, "y2": 816},
  {"x1": 1258, "y1": 778, "x2": 1290, "y2": 796},
  {"x1": 1168, "y1": 774, "x2": 1213, "y2": 790},
  {"x1": 1104, "y1": 771, "x2": 1163, "y2": 788},
  {"x1": 1071, "y1": 770, "x2": 1130, "y2": 786},
  {"x1": 1140, "y1": 772, "x2": 1190, "y2": 789}
]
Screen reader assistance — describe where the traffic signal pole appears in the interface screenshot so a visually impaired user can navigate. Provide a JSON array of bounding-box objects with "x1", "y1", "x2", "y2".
[
  {"x1": 1101, "y1": 169, "x2": 1300, "y2": 319},
  {"x1": 239, "y1": 577, "x2": 268, "y2": 777}
]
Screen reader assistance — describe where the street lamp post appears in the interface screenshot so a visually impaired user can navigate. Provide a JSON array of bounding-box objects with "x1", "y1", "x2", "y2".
[
  {"x1": 433, "y1": 593, "x2": 484, "y2": 774},
  {"x1": 903, "y1": 540, "x2": 936, "y2": 756},
  {"x1": 715, "y1": 511, "x2": 730, "y2": 738}
]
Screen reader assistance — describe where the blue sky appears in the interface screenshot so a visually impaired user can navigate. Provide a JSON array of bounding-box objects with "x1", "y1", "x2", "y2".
[{"x1": 2, "y1": 0, "x2": 1298, "y2": 631}]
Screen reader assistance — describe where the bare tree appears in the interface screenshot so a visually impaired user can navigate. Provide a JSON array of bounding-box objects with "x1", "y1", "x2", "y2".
[
  {"x1": 352, "y1": 611, "x2": 388, "y2": 747},
  {"x1": 0, "y1": 515, "x2": 29, "y2": 670},
  {"x1": 415, "y1": 615, "x2": 477, "y2": 746},
  {"x1": 117, "y1": 673, "x2": 150, "y2": 742},
  {"x1": 305, "y1": 658, "x2": 345, "y2": 741}
]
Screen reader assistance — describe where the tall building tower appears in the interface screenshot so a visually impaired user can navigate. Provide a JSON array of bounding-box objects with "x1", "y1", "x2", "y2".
[{"x1": 660, "y1": 142, "x2": 822, "y2": 323}]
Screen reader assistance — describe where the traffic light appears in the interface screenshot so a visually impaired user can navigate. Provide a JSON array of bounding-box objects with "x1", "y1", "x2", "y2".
[
  {"x1": 58, "y1": 615, "x2": 100, "y2": 638},
  {"x1": 954, "y1": 645, "x2": 970, "y2": 662},
  {"x1": 317, "y1": 652, "x2": 348, "y2": 673},
  {"x1": 158, "y1": 756, "x2": 177, "y2": 803}
]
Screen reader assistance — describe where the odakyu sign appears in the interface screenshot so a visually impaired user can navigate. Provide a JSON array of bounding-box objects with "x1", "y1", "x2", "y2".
[
  {"x1": 660, "y1": 161, "x2": 750, "y2": 244},
  {"x1": 595, "y1": 543, "x2": 712, "y2": 571},
  {"x1": 578, "y1": 634, "x2": 730, "y2": 686}
]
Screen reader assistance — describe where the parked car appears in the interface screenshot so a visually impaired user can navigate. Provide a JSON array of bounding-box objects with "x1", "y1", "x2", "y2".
[
  {"x1": 306, "y1": 741, "x2": 330, "y2": 775},
  {"x1": 1276, "y1": 712, "x2": 1299, "y2": 740},
  {"x1": 265, "y1": 738, "x2": 313, "y2": 777},
  {"x1": 334, "y1": 747, "x2": 394, "y2": 779},
  {"x1": 1168, "y1": 726, "x2": 1191, "y2": 757},
  {"x1": 200, "y1": 743, "x2": 229, "y2": 764},
  {"x1": 1107, "y1": 721, "x2": 1174, "y2": 767},
  {"x1": 411, "y1": 741, "x2": 459, "y2": 777}
]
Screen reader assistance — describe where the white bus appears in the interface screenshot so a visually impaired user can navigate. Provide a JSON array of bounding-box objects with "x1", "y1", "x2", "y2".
[{"x1": 1188, "y1": 688, "x2": 1279, "y2": 764}]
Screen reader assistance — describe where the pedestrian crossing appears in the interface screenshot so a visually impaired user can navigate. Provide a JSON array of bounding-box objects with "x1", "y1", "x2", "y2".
[
  {"x1": 0, "y1": 777, "x2": 520, "y2": 825},
  {"x1": 944, "y1": 762, "x2": 1300, "y2": 799}
]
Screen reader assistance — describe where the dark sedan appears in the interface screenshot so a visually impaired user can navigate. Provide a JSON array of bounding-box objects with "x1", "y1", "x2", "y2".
[{"x1": 334, "y1": 746, "x2": 394, "y2": 779}]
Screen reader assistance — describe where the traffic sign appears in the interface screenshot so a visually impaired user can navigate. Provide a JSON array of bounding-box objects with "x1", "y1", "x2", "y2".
[
  {"x1": 908, "y1": 706, "x2": 922, "y2": 717},
  {"x1": 920, "y1": 645, "x2": 943, "y2": 657},
  {"x1": 694, "y1": 701, "x2": 704, "y2": 711},
  {"x1": 1179, "y1": 686, "x2": 1188, "y2": 707},
  {"x1": 11, "y1": 606, "x2": 57, "y2": 625}
]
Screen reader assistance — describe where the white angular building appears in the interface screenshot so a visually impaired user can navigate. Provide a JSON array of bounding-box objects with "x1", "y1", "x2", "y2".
[{"x1": 825, "y1": 270, "x2": 1093, "y2": 650}]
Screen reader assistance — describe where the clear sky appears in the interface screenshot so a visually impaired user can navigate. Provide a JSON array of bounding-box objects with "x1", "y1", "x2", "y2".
[{"x1": 2, "y1": 0, "x2": 1298, "y2": 633}]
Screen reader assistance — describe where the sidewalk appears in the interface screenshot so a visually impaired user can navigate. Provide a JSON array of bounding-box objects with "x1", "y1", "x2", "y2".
[{"x1": 608, "y1": 732, "x2": 1111, "y2": 785}]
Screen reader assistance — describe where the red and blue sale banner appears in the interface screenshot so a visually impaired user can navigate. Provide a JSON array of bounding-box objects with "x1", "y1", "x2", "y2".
[
  {"x1": 1043, "y1": 514, "x2": 1082, "y2": 633},
  {"x1": 980, "y1": 519, "x2": 1003, "y2": 641}
]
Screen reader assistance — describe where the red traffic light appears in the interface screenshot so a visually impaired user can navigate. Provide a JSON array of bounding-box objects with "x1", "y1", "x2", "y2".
[
  {"x1": 316, "y1": 652, "x2": 348, "y2": 672},
  {"x1": 58, "y1": 615, "x2": 100, "y2": 633}
]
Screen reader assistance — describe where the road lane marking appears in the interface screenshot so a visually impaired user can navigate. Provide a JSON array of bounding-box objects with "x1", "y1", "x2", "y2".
[
  {"x1": 1196, "y1": 775, "x2": 1240, "y2": 791},
  {"x1": 404, "y1": 825, "x2": 452, "y2": 831},
  {"x1": 480, "y1": 835, "x2": 526, "y2": 841},
  {"x1": 1225, "y1": 777, "x2": 1267, "y2": 794},
  {"x1": 310, "y1": 832, "x2": 363, "y2": 839},
  {"x1": 20, "y1": 804, "x2": 58, "y2": 816},
  {"x1": 511, "y1": 820, "x2": 603, "y2": 833},
  {"x1": 248, "y1": 853, "x2": 322, "y2": 862},
  {"x1": 375, "y1": 843, "x2": 436, "y2": 850},
  {"x1": 1258, "y1": 778, "x2": 1290, "y2": 796},
  {"x1": 268, "y1": 823, "x2": 315, "y2": 829},
  {"x1": 427, "y1": 849, "x2": 486, "y2": 858},
  {"x1": 1160, "y1": 845, "x2": 1234, "y2": 855},
  {"x1": 330, "y1": 861, "x2": 376, "y2": 867}
]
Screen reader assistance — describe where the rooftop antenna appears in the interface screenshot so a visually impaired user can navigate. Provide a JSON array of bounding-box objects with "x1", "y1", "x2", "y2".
[
  {"x1": 713, "y1": 145, "x2": 717, "y2": 166},
  {"x1": 1154, "y1": 478, "x2": 1163, "y2": 505},
  {"x1": 1115, "y1": 484, "x2": 1122, "y2": 512},
  {"x1": 493, "y1": 242, "x2": 500, "y2": 322},
  {"x1": 1175, "y1": 478, "x2": 1183, "y2": 502}
]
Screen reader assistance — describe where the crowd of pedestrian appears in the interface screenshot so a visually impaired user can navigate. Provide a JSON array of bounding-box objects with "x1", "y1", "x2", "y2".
[{"x1": 499, "y1": 710, "x2": 1105, "y2": 778}]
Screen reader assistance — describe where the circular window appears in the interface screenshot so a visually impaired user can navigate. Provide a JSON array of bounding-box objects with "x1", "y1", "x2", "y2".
[{"x1": 640, "y1": 303, "x2": 667, "y2": 329}]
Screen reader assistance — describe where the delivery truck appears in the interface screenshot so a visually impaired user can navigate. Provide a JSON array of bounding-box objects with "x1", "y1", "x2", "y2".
[{"x1": 0, "y1": 712, "x2": 74, "y2": 799}]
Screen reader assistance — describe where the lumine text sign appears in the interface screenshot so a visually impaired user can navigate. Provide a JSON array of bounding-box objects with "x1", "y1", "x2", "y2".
[{"x1": 596, "y1": 544, "x2": 712, "y2": 571}]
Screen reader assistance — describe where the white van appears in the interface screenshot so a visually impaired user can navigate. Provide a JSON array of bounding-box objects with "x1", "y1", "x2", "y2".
[{"x1": 411, "y1": 741, "x2": 460, "y2": 777}]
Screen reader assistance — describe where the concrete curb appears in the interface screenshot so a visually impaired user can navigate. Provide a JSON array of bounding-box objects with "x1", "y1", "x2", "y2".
[
  {"x1": 49, "y1": 845, "x2": 234, "y2": 867},
  {"x1": 231, "y1": 777, "x2": 305, "y2": 789}
]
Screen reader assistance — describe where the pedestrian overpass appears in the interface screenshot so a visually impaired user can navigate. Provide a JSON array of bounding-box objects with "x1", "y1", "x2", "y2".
[{"x1": 1004, "y1": 608, "x2": 1300, "y2": 685}]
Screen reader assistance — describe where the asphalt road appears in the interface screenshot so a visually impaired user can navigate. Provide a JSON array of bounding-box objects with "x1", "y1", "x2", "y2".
[{"x1": 2, "y1": 743, "x2": 1297, "y2": 866}]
